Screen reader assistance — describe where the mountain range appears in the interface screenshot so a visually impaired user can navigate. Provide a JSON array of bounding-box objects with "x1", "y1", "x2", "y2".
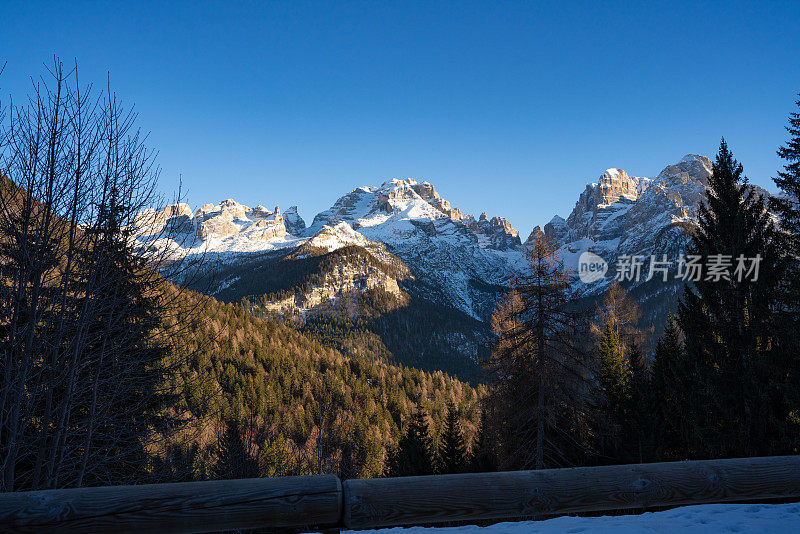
[{"x1": 133, "y1": 154, "x2": 756, "y2": 379}]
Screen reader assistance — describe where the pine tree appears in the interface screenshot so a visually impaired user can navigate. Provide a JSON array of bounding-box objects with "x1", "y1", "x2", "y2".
[
  {"x1": 388, "y1": 404, "x2": 435, "y2": 476},
  {"x1": 467, "y1": 410, "x2": 496, "y2": 473},
  {"x1": 678, "y1": 139, "x2": 790, "y2": 457},
  {"x1": 213, "y1": 420, "x2": 262, "y2": 480},
  {"x1": 626, "y1": 342, "x2": 648, "y2": 463},
  {"x1": 437, "y1": 401, "x2": 467, "y2": 474},
  {"x1": 771, "y1": 94, "x2": 800, "y2": 451}
]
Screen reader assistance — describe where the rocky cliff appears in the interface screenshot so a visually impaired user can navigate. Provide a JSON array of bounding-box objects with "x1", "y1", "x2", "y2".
[{"x1": 132, "y1": 154, "x2": 770, "y2": 370}]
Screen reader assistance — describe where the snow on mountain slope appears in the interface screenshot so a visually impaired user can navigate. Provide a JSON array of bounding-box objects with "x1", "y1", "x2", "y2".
[
  {"x1": 307, "y1": 178, "x2": 522, "y2": 319},
  {"x1": 133, "y1": 154, "x2": 766, "y2": 332},
  {"x1": 533, "y1": 155, "x2": 713, "y2": 291},
  {"x1": 532, "y1": 154, "x2": 775, "y2": 337},
  {"x1": 133, "y1": 179, "x2": 522, "y2": 320}
]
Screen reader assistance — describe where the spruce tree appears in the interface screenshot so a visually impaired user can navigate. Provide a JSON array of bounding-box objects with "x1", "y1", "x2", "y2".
[
  {"x1": 213, "y1": 420, "x2": 261, "y2": 480},
  {"x1": 468, "y1": 410, "x2": 496, "y2": 473},
  {"x1": 678, "y1": 139, "x2": 789, "y2": 457},
  {"x1": 649, "y1": 318, "x2": 691, "y2": 460},
  {"x1": 626, "y1": 342, "x2": 648, "y2": 463},
  {"x1": 772, "y1": 93, "x2": 800, "y2": 252},
  {"x1": 771, "y1": 94, "x2": 800, "y2": 451},
  {"x1": 388, "y1": 404, "x2": 434, "y2": 476},
  {"x1": 437, "y1": 401, "x2": 467, "y2": 474}
]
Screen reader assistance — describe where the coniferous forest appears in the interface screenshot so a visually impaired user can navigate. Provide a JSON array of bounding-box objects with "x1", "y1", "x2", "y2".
[{"x1": 1, "y1": 60, "x2": 799, "y2": 495}]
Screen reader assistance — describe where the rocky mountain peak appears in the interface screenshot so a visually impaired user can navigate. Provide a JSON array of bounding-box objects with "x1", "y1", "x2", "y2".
[
  {"x1": 283, "y1": 205, "x2": 306, "y2": 234},
  {"x1": 546, "y1": 154, "x2": 719, "y2": 289},
  {"x1": 308, "y1": 177, "x2": 520, "y2": 253},
  {"x1": 375, "y1": 178, "x2": 456, "y2": 218},
  {"x1": 133, "y1": 198, "x2": 308, "y2": 244},
  {"x1": 654, "y1": 155, "x2": 712, "y2": 190},
  {"x1": 594, "y1": 168, "x2": 648, "y2": 206},
  {"x1": 132, "y1": 203, "x2": 194, "y2": 236},
  {"x1": 561, "y1": 166, "x2": 652, "y2": 242}
]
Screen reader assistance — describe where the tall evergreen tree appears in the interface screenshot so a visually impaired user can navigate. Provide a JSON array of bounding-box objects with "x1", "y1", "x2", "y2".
[
  {"x1": 437, "y1": 401, "x2": 467, "y2": 474},
  {"x1": 772, "y1": 93, "x2": 800, "y2": 253},
  {"x1": 626, "y1": 342, "x2": 649, "y2": 463},
  {"x1": 771, "y1": 94, "x2": 800, "y2": 449},
  {"x1": 649, "y1": 318, "x2": 691, "y2": 459},
  {"x1": 678, "y1": 139, "x2": 791, "y2": 457},
  {"x1": 388, "y1": 404, "x2": 434, "y2": 476},
  {"x1": 213, "y1": 420, "x2": 262, "y2": 480},
  {"x1": 468, "y1": 409, "x2": 496, "y2": 473}
]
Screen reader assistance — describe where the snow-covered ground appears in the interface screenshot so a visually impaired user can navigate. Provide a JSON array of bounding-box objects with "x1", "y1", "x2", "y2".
[{"x1": 345, "y1": 503, "x2": 800, "y2": 534}]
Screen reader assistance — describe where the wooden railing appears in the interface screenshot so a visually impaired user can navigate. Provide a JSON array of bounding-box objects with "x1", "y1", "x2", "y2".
[{"x1": 1, "y1": 456, "x2": 799, "y2": 533}]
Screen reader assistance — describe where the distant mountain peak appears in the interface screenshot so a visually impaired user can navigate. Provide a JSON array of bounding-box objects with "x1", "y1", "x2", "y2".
[{"x1": 132, "y1": 155, "x2": 732, "y2": 327}]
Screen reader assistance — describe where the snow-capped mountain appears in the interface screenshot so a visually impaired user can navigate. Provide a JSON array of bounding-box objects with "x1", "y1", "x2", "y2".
[
  {"x1": 522, "y1": 154, "x2": 715, "y2": 333},
  {"x1": 133, "y1": 178, "x2": 522, "y2": 321},
  {"x1": 537, "y1": 154, "x2": 714, "y2": 294},
  {"x1": 305, "y1": 178, "x2": 522, "y2": 319},
  {"x1": 132, "y1": 154, "x2": 766, "y2": 365},
  {"x1": 532, "y1": 154, "x2": 770, "y2": 334}
]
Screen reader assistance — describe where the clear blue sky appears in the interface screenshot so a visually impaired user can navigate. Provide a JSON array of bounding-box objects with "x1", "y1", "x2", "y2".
[{"x1": 2, "y1": 1, "x2": 798, "y2": 237}]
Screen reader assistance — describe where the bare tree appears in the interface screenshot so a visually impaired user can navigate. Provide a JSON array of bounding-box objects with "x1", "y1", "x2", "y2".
[
  {"x1": 590, "y1": 281, "x2": 652, "y2": 357},
  {"x1": 0, "y1": 58, "x2": 210, "y2": 491},
  {"x1": 485, "y1": 233, "x2": 597, "y2": 470}
]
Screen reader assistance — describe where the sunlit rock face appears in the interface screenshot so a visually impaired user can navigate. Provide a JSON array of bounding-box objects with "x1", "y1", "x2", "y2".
[
  {"x1": 543, "y1": 155, "x2": 713, "y2": 280},
  {"x1": 192, "y1": 200, "x2": 291, "y2": 241},
  {"x1": 132, "y1": 203, "x2": 194, "y2": 236},
  {"x1": 132, "y1": 154, "x2": 766, "y2": 335},
  {"x1": 539, "y1": 155, "x2": 724, "y2": 336},
  {"x1": 308, "y1": 178, "x2": 523, "y2": 319}
]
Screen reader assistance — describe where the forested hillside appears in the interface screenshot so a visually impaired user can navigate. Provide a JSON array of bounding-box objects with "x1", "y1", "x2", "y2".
[
  {"x1": 157, "y1": 289, "x2": 484, "y2": 481},
  {"x1": 0, "y1": 65, "x2": 482, "y2": 491},
  {"x1": 203, "y1": 244, "x2": 490, "y2": 381}
]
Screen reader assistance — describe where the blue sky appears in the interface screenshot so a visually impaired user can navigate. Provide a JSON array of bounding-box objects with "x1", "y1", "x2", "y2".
[{"x1": 2, "y1": 0, "x2": 798, "y2": 236}]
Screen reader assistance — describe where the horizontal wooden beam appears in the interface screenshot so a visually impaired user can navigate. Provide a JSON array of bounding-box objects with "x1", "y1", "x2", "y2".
[
  {"x1": 0, "y1": 474, "x2": 342, "y2": 534},
  {"x1": 1, "y1": 456, "x2": 798, "y2": 532},
  {"x1": 343, "y1": 455, "x2": 800, "y2": 529}
]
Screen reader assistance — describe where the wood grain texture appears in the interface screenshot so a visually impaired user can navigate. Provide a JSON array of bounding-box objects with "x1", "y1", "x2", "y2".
[
  {"x1": 2, "y1": 456, "x2": 799, "y2": 532},
  {"x1": 343, "y1": 456, "x2": 800, "y2": 529},
  {"x1": 0, "y1": 474, "x2": 342, "y2": 533}
]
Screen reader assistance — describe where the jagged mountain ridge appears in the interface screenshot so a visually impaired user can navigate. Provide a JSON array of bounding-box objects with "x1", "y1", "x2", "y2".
[
  {"x1": 132, "y1": 154, "x2": 762, "y2": 372},
  {"x1": 133, "y1": 178, "x2": 523, "y2": 322},
  {"x1": 131, "y1": 178, "x2": 523, "y2": 380},
  {"x1": 532, "y1": 154, "x2": 771, "y2": 336},
  {"x1": 536, "y1": 155, "x2": 715, "y2": 293}
]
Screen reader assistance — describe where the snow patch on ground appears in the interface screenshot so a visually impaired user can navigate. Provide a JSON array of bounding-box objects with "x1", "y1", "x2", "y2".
[{"x1": 343, "y1": 503, "x2": 800, "y2": 534}]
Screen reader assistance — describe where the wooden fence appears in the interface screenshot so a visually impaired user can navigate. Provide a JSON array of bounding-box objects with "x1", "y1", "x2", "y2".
[{"x1": 1, "y1": 456, "x2": 799, "y2": 533}]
